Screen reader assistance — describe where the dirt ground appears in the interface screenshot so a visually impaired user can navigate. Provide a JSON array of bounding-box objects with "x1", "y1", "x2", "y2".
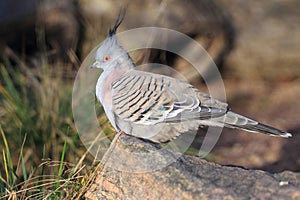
[{"x1": 211, "y1": 0, "x2": 300, "y2": 172}]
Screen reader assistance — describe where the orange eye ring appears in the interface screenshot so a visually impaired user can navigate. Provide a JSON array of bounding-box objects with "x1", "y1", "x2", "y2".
[{"x1": 103, "y1": 55, "x2": 111, "y2": 62}]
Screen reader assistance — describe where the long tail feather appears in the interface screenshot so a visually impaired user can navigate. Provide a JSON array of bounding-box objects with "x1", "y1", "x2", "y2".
[{"x1": 222, "y1": 111, "x2": 292, "y2": 138}]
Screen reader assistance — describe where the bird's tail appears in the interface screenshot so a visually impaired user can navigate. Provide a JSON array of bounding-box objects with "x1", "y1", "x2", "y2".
[{"x1": 221, "y1": 111, "x2": 292, "y2": 138}]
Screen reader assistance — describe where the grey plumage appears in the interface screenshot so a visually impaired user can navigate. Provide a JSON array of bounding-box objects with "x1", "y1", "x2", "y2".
[{"x1": 92, "y1": 15, "x2": 292, "y2": 143}]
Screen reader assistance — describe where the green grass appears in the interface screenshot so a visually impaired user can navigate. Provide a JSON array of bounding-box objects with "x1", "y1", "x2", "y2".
[
  {"x1": 0, "y1": 48, "x2": 101, "y2": 199},
  {"x1": 0, "y1": 125, "x2": 100, "y2": 199}
]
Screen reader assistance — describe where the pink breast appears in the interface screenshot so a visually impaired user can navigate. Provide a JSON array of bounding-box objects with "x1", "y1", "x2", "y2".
[{"x1": 101, "y1": 68, "x2": 129, "y2": 107}]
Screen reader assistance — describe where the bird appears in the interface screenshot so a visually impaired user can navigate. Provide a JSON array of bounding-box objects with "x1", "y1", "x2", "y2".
[{"x1": 91, "y1": 13, "x2": 292, "y2": 143}]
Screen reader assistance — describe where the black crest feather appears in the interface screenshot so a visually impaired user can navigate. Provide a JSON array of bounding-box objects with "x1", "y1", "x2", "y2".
[{"x1": 109, "y1": 7, "x2": 127, "y2": 36}]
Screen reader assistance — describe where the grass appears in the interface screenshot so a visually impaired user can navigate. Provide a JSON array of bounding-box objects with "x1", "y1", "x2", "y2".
[
  {"x1": 0, "y1": 46, "x2": 104, "y2": 199},
  {"x1": 0, "y1": 125, "x2": 102, "y2": 199}
]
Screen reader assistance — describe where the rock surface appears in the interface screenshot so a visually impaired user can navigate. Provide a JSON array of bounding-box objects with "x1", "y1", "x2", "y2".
[{"x1": 85, "y1": 134, "x2": 300, "y2": 200}]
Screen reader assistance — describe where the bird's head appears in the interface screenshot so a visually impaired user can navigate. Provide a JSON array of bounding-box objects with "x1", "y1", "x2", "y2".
[{"x1": 92, "y1": 9, "x2": 134, "y2": 71}]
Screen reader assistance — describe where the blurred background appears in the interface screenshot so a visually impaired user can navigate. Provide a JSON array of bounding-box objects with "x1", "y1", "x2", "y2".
[{"x1": 0, "y1": 0, "x2": 299, "y2": 198}]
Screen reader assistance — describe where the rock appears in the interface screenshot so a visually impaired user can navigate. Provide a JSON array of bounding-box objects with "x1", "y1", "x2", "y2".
[{"x1": 85, "y1": 134, "x2": 300, "y2": 199}]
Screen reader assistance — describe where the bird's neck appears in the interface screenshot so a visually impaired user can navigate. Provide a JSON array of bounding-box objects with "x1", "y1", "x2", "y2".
[
  {"x1": 117, "y1": 52, "x2": 135, "y2": 70},
  {"x1": 96, "y1": 50, "x2": 135, "y2": 104}
]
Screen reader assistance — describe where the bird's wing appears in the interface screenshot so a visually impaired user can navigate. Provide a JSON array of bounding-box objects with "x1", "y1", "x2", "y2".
[{"x1": 111, "y1": 70, "x2": 228, "y2": 125}]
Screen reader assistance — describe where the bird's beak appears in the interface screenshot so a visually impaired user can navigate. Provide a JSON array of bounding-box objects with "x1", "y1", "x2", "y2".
[{"x1": 91, "y1": 61, "x2": 100, "y2": 68}]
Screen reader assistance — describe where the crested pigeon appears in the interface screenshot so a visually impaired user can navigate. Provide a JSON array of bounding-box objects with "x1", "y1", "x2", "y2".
[{"x1": 91, "y1": 14, "x2": 292, "y2": 143}]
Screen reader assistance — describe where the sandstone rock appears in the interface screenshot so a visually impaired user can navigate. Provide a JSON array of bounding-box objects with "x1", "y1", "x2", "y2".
[{"x1": 85, "y1": 134, "x2": 300, "y2": 200}]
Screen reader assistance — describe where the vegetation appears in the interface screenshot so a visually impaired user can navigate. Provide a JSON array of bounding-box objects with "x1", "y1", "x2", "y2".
[{"x1": 0, "y1": 47, "x2": 105, "y2": 199}]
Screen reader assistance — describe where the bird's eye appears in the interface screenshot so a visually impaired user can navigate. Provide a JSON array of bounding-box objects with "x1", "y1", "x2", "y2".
[{"x1": 103, "y1": 55, "x2": 111, "y2": 62}]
